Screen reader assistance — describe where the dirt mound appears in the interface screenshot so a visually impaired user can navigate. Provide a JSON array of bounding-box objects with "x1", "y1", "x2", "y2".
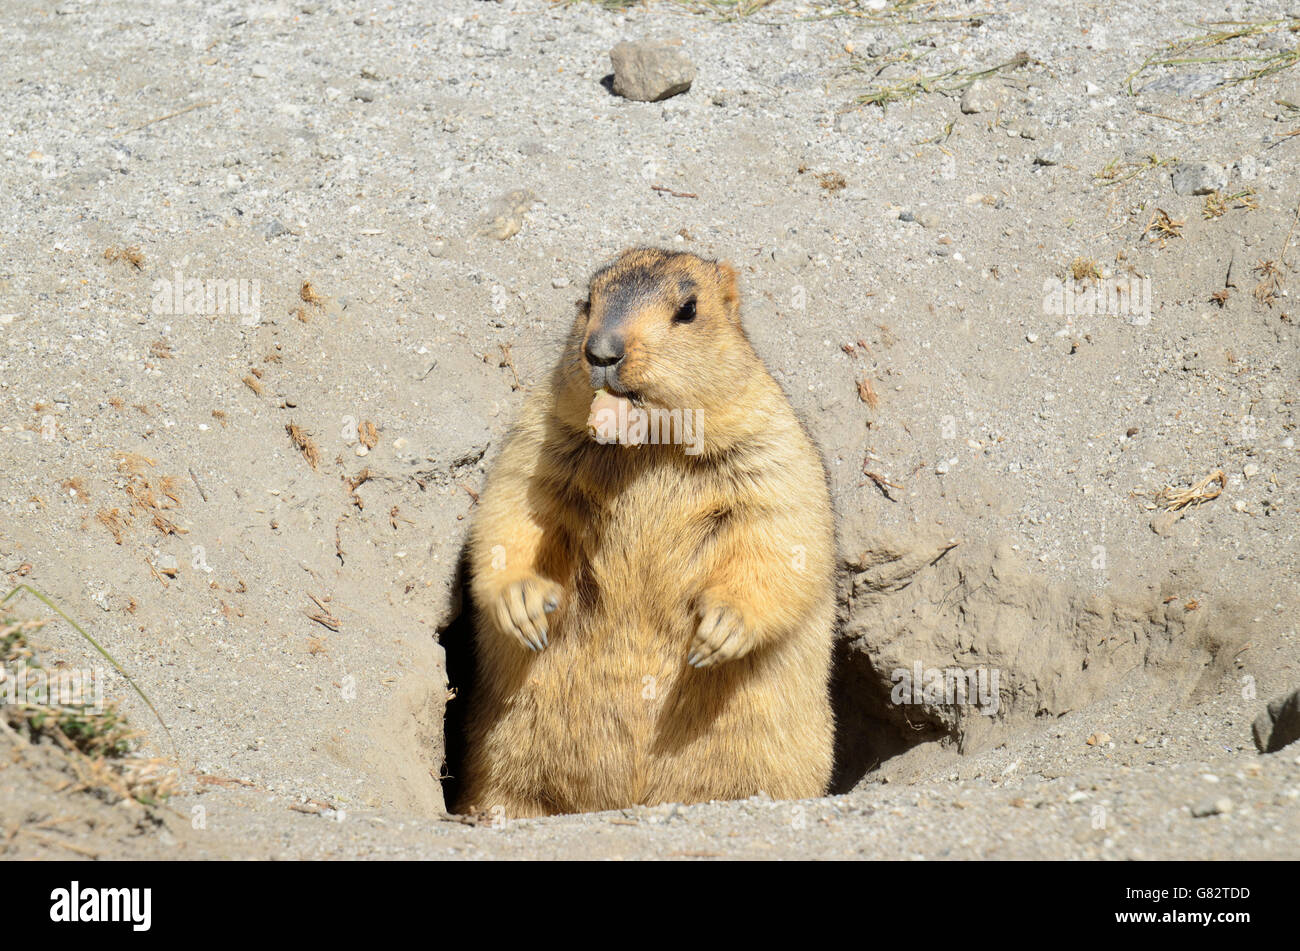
[{"x1": 831, "y1": 531, "x2": 1251, "y2": 788}]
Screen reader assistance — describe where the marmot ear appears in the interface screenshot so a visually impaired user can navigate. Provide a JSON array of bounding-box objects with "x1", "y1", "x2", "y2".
[{"x1": 716, "y1": 262, "x2": 741, "y2": 323}]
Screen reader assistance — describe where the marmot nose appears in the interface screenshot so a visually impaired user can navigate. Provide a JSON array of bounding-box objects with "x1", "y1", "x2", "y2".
[{"x1": 584, "y1": 332, "x2": 625, "y2": 368}]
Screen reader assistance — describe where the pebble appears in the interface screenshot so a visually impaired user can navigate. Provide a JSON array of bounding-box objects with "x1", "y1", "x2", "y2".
[
  {"x1": 960, "y1": 79, "x2": 1003, "y2": 114},
  {"x1": 1034, "y1": 142, "x2": 1064, "y2": 166},
  {"x1": 1252, "y1": 689, "x2": 1300, "y2": 753},
  {"x1": 1141, "y1": 72, "x2": 1224, "y2": 96},
  {"x1": 474, "y1": 188, "x2": 538, "y2": 241},
  {"x1": 609, "y1": 37, "x2": 696, "y2": 102},
  {"x1": 1150, "y1": 509, "x2": 1184, "y2": 536},
  {"x1": 1172, "y1": 161, "x2": 1227, "y2": 196},
  {"x1": 1190, "y1": 797, "x2": 1233, "y2": 818}
]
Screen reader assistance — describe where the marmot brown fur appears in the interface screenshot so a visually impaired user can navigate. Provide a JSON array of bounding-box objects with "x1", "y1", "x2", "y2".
[{"x1": 457, "y1": 248, "x2": 835, "y2": 817}]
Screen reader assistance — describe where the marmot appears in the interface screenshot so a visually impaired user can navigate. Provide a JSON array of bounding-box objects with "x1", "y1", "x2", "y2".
[{"x1": 457, "y1": 248, "x2": 835, "y2": 817}]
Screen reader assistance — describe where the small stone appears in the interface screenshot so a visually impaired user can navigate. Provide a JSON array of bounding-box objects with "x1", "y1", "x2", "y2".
[
  {"x1": 552, "y1": 276, "x2": 570, "y2": 288},
  {"x1": 1151, "y1": 509, "x2": 1184, "y2": 536},
  {"x1": 1086, "y1": 731, "x2": 1111, "y2": 746},
  {"x1": 251, "y1": 64, "x2": 270, "y2": 79},
  {"x1": 1141, "y1": 72, "x2": 1224, "y2": 96},
  {"x1": 1034, "y1": 142, "x2": 1065, "y2": 166},
  {"x1": 960, "y1": 79, "x2": 1004, "y2": 114},
  {"x1": 1258, "y1": 31, "x2": 1293, "y2": 52},
  {"x1": 474, "y1": 189, "x2": 538, "y2": 241},
  {"x1": 609, "y1": 37, "x2": 696, "y2": 102},
  {"x1": 1253, "y1": 689, "x2": 1300, "y2": 753},
  {"x1": 1243, "y1": 463, "x2": 1259, "y2": 479},
  {"x1": 1172, "y1": 162, "x2": 1227, "y2": 196},
  {"x1": 1190, "y1": 797, "x2": 1233, "y2": 817},
  {"x1": 914, "y1": 211, "x2": 940, "y2": 229},
  {"x1": 1025, "y1": 333, "x2": 1038, "y2": 343}
]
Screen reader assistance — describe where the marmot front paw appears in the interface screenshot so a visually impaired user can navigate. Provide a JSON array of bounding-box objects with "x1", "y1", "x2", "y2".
[
  {"x1": 491, "y1": 575, "x2": 561, "y2": 652},
  {"x1": 688, "y1": 599, "x2": 753, "y2": 668}
]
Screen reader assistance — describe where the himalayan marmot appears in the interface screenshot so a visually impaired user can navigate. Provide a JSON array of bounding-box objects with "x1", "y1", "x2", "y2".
[{"x1": 457, "y1": 248, "x2": 835, "y2": 817}]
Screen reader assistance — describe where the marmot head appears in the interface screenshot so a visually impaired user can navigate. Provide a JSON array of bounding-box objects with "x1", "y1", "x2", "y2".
[{"x1": 564, "y1": 248, "x2": 754, "y2": 416}]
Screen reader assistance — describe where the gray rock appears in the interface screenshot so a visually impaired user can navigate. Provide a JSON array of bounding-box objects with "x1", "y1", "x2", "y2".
[
  {"x1": 1253, "y1": 689, "x2": 1300, "y2": 753},
  {"x1": 609, "y1": 37, "x2": 696, "y2": 102},
  {"x1": 474, "y1": 188, "x2": 538, "y2": 241},
  {"x1": 1257, "y1": 31, "x2": 1293, "y2": 52},
  {"x1": 1172, "y1": 162, "x2": 1227, "y2": 196},
  {"x1": 1034, "y1": 142, "x2": 1065, "y2": 166},
  {"x1": 1014, "y1": 120, "x2": 1043, "y2": 140},
  {"x1": 835, "y1": 109, "x2": 869, "y2": 135},
  {"x1": 1141, "y1": 71, "x2": 1224, "y2": 96},
  {"x1": 1190, "y1": 797, "x2": 1233, "y2": 818},
  {"x1": 960, "y1": 79, "x2": 1003, "y2": 114},
  {"x1": 1150, "y1": 509, "x2": 1184, "y2": 536},
  {"x1": 915, "y1": 210, "x2": 940, "y2": 229}
]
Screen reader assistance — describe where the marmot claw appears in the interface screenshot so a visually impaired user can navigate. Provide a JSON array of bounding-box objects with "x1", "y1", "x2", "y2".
[
  {"x1": 688, "y1": 600, "x2": 752, "y2": 668},
  {"x1": 493, "y1": 576, "x2": 561, "y2": 652}
]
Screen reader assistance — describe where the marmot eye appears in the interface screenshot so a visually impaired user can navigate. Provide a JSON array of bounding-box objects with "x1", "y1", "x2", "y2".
[{"x1": 673, "y1": 298, "x2": 697, "y2": 324}]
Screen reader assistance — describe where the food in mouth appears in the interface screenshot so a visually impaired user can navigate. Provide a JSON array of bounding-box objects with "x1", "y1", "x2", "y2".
[{"x1": 587, "y1": 387, "x2": 649, "y2": 446}]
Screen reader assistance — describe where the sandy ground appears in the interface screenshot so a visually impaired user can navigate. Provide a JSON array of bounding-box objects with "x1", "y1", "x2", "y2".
[{"x1": 1, "y1": 0, "x2": 1298, "y2": 859}]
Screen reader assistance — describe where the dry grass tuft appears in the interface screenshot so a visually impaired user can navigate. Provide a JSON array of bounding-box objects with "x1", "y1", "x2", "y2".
[
  {"x1": 286, "y1": 422, "x2": 321, "y2": 470},
  {"x1": 1, "y1": 613, "x2": 177, "y2": 805},
  {"x1": 103, "y1": 245, "x2": 144, "y2": 270},
  {"x1": 1157, "y1": 470, "x2": 1226, "y2": 511},
  {"x1": 1069, "y1": 257, "x2": 1102, "y2": 282},
  {"x1": 1144, "y1": 208, "x2": 1184, "y2": 247}
]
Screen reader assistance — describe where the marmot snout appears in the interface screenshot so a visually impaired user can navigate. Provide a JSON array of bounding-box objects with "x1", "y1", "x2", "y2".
[{"x1": 458, "y1": 248, "x2": 836, "y2": 818}]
